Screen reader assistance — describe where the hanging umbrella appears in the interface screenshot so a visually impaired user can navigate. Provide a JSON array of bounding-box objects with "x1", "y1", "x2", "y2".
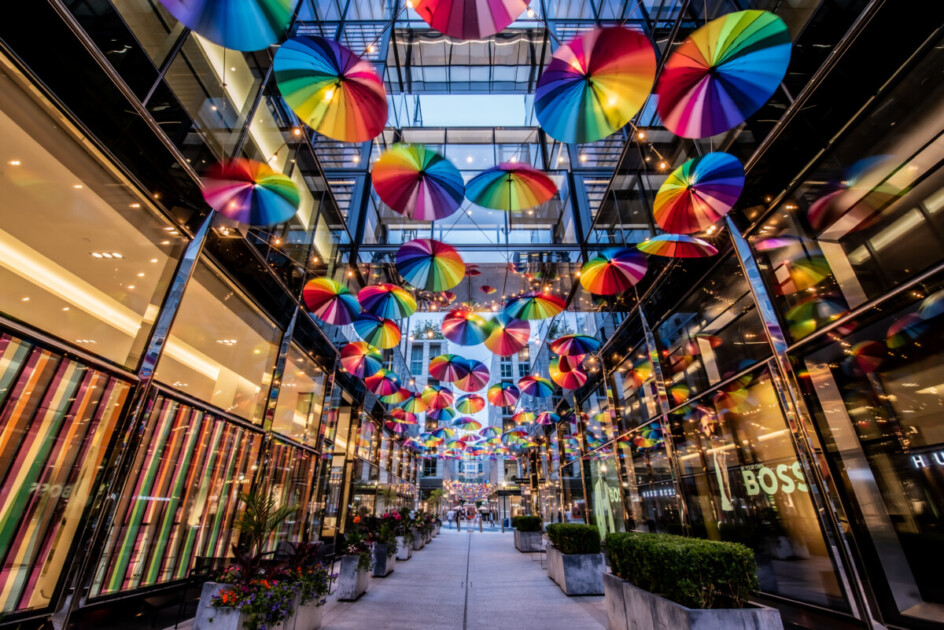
[
  {"x1": 400, "y1": 394, "x2": 428, "y2": 414},
  {"x1": 668, "y1": 383, "x2": 690, "y2": 406},
  {"x1": 579, "y1": 248, "x2": 647, "y2": 295},
  {"x1": 518, "y1": 375, "x2": 554, "y2": 398},
  {"x1": 413, "y1": 0, "x2": 530, "y2": 40},
  {"x1": 487, "y1": 382, "x2": 520, "y2": 407},
  {"x1": 365, "y1": 369, "x2": 401, "y2": 396},
  {"x1": 396, "y1": 238, "x2": 465, "y2": 292},
  {"x1": 785, "y1": 295, "x2": 846, "y2": 339},
  {"x1": 550, "y1": 334, "x2": 601, "y2": 357},
  {"x1": 655, "y1": 10, "x2": 792, "y2": 138},
  {"x1": 159, "y1": 0, "x2": 293, "y2": 51},
  {"x1": 480, "y1": 285, "x2": 497, "y2": 295},
  {"x1": 637, "y1": 234, "x2": 718, "y2": 258},
  {"x1": 633, "y1": 424, "x2": 663, "y2": 450},
  {"x1": 357, "y1": 284, "x2": 417, "y2": 319},
  {"x1": 919, "y1": 290, "x2": 944, "y2": 320},
  {"x1": 372, "y1": 144, "x2": 465, "y2": 220},
  {"x1": 455, "y1": 359, "x2": 490, "y2": 392},
  {"x1": 535, "y1": 27, "x2": 656, "y2": 144},
  {"x1": 421, "y1": 385, "x2": 455, "y2": 410},
  {"x1": 456, "y1": 394, "x2": 486, "y2": 414},
  {"x1": 501, "y1": 429, "x2": 529, "y2": 445},
  {"x1": 431, "y1": 427, "x2": 456, "y2": 440},
  {"x1": 773, "y1": 255, "x2": 832, "y2": 295},
  {"x1": 754, "y1": 234, "x2": 807, "y2": 251},
  {"x1": 201, "y1": 159, "x2": 300, "y2": 227},
  {"x1": 340, "y1": 341, "x2": 383, "y2": 379},
  {"x1": 427, "y1": 406, "x2": 457, "y2": 422},
  {"x1": 452, "y1": 417, "x2": 483, "y2": 431},
  {"x1": 353, "y1": 313, "x2": 401, "y2": 349},
  {"x1": 549, "y1": 356, "x2": 587, "y2": 389},
  {"x1": 385, "y1": 421, "x2": 409, "y2": 434},
  {"x1": 302, "y1": 277, "x2": 361, "y2": 325},
  {"x1": 390, "y1": 408, "x2": 418, "y2": 424},
  {"x1": 479, "y1": 427, "x2": 502, "y2": 439},
  {"x1": 379, "y1": 387, "x2": 411, "y2": 404},
  {"x1": 504, "y1": 290, "x2": 566, "y2": 320},
  {"x1": 466, "y1": 164, "x2": 557, "y2": 211},
  {"x1": 465, "y1": 265, "x2": 482, "y2": 277},
  {"x1": 535, "y1": 411, "x2": 561, "y2": 426},
  {"x1": 845, "y1": 340, "x2": 886, "y2": 375},
  {"x1": 429, "y1": 354, "x2": 471, "y2": 382},
  {"x1": 654, "y1": 153, "x2": 745, "y2": 234},
  {"x1": 512, "y1": 409, "x2": 536, "y2": 425},
  {"x1": 484, "y1": 312, "x2": 530, "y2": 355},
  {"x1": 442, "y1": 309, "x2": 490, "y2": 345},
  {"x1": 807, "y1": 156, "x2": 903, "y2": 235},
  {"x1": 885, "y1": 313, "x2": 927, "y2": 349},
  {"x1": 273, "y1": 36, "x2": 387, "y2": 143}
]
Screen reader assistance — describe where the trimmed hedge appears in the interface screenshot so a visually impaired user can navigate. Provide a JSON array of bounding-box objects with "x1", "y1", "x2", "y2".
[
  {"x1": 604, "y1": 532, "x2": 757, "y2": 609},
  {"x1": 511, "y1": 515, "x2": 542, "y2": 532},
  {"x1": 545, "y1": 523, "x2": 601, "y2": 554}
]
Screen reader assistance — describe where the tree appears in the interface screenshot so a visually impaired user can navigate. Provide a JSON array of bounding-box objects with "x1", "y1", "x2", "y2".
[
  {"x1": 413, "y1": 320, "x2": 444, "y2": 340},
  {"x1": 547, "y1": 317, "x2": 575, "y2": 339}
]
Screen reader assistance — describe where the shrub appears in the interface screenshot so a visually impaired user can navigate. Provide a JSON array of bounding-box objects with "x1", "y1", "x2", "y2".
[
  {"x1": 545, "y1": 523, "x2": 601, "y2": 554},
  {"x1": 511, "y1": 515, "x2": 542, "y2": 532},
  {"x1": 604, "y1": 532, "x2": 758, "y2": 609}
]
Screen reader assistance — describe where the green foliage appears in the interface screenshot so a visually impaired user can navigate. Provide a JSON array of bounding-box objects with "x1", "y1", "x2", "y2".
[
  {"x1": 212, "y1": 577, "x2": 296, "y2": 630},
  {"x1": 604, "y1": 532, "x2": 758, "y2": 609},
  {"x1": 235, "y1": 487, "x2": 297, "y2": 557},
  {"x1": 511, "y1": 515, "x2": 542, "y2": 532},
  {"x1": 546, "y1": 523, "x2": 601, "y2": 554},
  {"x1": 414, "y1": 320, "x2": 444, "y2": 339},
  {"x1": 428, "y1": 489, "x2": 445, "y2": 512}
]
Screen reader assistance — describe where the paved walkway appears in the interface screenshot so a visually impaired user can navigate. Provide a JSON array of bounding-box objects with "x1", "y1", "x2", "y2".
[{"x1": 320, "y1": 528, "x2": 606, "y2": 630}]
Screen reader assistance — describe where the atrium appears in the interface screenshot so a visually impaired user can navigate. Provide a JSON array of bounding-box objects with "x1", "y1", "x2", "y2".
[{"x1": 0, "y1": 1, "x2": 943, "y2": 629}]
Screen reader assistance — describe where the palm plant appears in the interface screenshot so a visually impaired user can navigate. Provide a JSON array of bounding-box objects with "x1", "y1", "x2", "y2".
[{"x1": 236, "y1": 486, "x2": 298, "y2": 558}]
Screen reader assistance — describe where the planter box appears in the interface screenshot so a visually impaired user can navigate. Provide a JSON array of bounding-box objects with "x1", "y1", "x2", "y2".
[
  {"x1": 396, "y1": 535, "x2": 413, "y2": 560},
  {"x1": 434, "y1": 523, "x2": 441, "y2": 536},
  {"x1": 291, "y1": 597, "x2": 324, "y2": 630},
  {"x1": 546, "y1": 545, "x2": 604, "y2": 595},
  {"x1": 424, "y1": 531, "x2": 432, "y2": 544},
  {"x1": 372, "y1": 543, "x2": 396, "y2": 577},
  {"x1": 604, "y1": 573, "x2": 783, "y2": 630},
  {"x1": 412, "y1": 529, "x2": 425, "y2": 550},
  {"x1": 514, "y1": 529, "x2": 543, "y2": 553},
  {"x1": 194, "y1": 582, "x2": 294, "y2": 630},
  {"x1": 336, "y1": 556, "x2": 369, "y2": 601}
]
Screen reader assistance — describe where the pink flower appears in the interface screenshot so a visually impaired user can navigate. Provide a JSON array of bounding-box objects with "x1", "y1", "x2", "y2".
[{"x1": 393, "y1": 513, "x2": 402, "y2": 520}]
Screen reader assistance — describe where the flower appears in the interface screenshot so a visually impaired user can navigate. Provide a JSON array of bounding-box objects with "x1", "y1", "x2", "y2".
[
  {"x1": 353, "y1": 516, "x2": 361, "y2": 523},
  {"x1": 393, "y1": 513, "x2": 402, "y2": 520}
]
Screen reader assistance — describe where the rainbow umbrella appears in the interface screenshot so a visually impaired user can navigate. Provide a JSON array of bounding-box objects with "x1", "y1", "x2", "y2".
[
  {"x1": 518, "y1": 375, "x2": 554, "y2": 397},
  {"x1": 504, "y1": 290, "x2": 566, "y2": 320},
  {"x1": 654, "y1": 153, "x2": 745, "y2": 234},
  {"x1": 429, "y1": 354, "x2": 471, "y2": 382},
  {"x1": 807, "y1": 156, "x2": 902, "y2": 235},
  {"x1": 918, "y1": 290, "x2": 944, "y2": 320},
  {"x1": 400, "y1": 394, "x2": 428, "y2": 414},
  {"x1": 442, "y1": 309, "x2": 490, "y2": 345},
  {"x1": 466, "y1": 164, "x2": 557, "y2": 212},
  {"x1": 535, "y1": 27, "x2": 656, "y2": 144},
  {"x1": 754, "y1": 234, "x2": 806, "y2": 251},
  {"x1": 396, "y1": 238, "x2": 465, "y2": 292},
  {"x1": 413, "y1": 0, "x2": 529, "y2": 40},
  {"x1": 340, "y1": 341, "x2": 383, "y2": 378},
  {"x1": 452, "y1": 417, "x2": 483, "y2": 431},
  {"x1": 549, "y1": 356, "x2": 587, "y2": 389},
  {"x1": 487, "y1": 382, "x2": 520, "y2": 407},
  {"x1": 159, "y1": 0, "x2": 292, "y2": 51},
  {"x1": 273, "y1": 36, "x2": 387, "y2": 143},
  {"x1": 501, "y1": 429, "x2": 528, "y2": 445},
  {"x1": 456, "y1": 394, "x2": 486, "y2": 414},
  {"x1": 302, "y1": 277, "x2": 361, "y2": 325},
  {"x1": 427, "y1": 406, "x2": 457, "y2": 422},
  {"x1": 421, "y1": 385, "x2": 455, "y2": 410},
  {"x1": 365, "y1": 369, "x2": 401, "y2": 396},
  {"x1": 480, "y1": 285, "x2": 497, "y2": 295},
  {"x1": 479, "y1": 426, "x2": 502, "y2": 438},
  {"x1": 785, "y1": 295, "x2": 846, "y2": 339},
  {"x1": 372, "y1": 144, "x2": 465, "y2": 221},
  {"x1": 579, "y1": 248, "x2": 647, "y2": 295},
  {"x1": 455, "y1": 359, "x2": 490, "y2": 392},
  {"x1": 655, "y1": 10, "x2": 791, "y2": 138},
  {"x1": 431, "y1": 427, "x2": 456, "y2": 440},
  {"x1": 633, "y1": 424, "x2": 663, "y2": 450},
  {"x1": 774, "y1": 255, "x2": 832, "y2": 295},
  {"x1": 379, "y1": 387, "x2": 412, "y2": 404},
  {"x1": 357, "y1": 284, "x2": 417, "y2": 319},
  {"x1": 668, "y1": 383, "x2": 690, "y2": 406},
  {"x1": 384, "y1": 421, "x2": 409, "y2": 434},
  {"x1": 637, "y1": 234, "x2": 718, "y2": 258},
  {"x1": 484, "y1": 313, "x2": 530, "y2": 356},
  {"x1": 885, "y1": 313, "x2": 927, "y2": 349},
  {"x1": 201, "y1": 159, "x2": 300, "y2": 227},
  {"x1": 353, "y1": 313, "x2": 401, "y2": 349},
  {"x1": 391, "y1": 408, "x2": 418, "y2": 424},
  {"x1": 550, "y1": 334, "x2": 600, "y2": 357},
  {"x1": 465, "y1": 265, "x2": 482, "y2": 277},
  {"x1": 535, "y1": 411, "x2": 561, "y2": 426},
  {"x1": 512, "y1": 409, "x2": 536, "y2": 425},
  {"x1": 628, "y1": 359, "x2": 652, "y2": 387},
  {"x1": 845, "y1": 340, "x2": 886, "y2": 375}
]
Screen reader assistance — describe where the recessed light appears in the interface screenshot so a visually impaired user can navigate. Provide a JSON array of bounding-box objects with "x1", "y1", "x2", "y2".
[
  {"x1": 62, "y1": 307, "x2": 70, "y2": 311},
  {"x1": 137, "y1": 272, "x2": 145, "y2": 277},
  {"x1": 8, "y1": 160, "x2": 21, "y2": 166},
  {"x1": 150, "y1": 258, "x2": 158, "y2": 263},
  {"x1": 21, "y1": 297, "x2": 29, "y2": 302},
  {"x1": 129, "y1": 203, "x2": 141, "y2": 208},
  {"x1": 73, "y1": 184, "x2": 83, "y2": 189},
  {"x1": 91, "y1": 252, "x2": 103, "y2": 259},
  {"x1": 161, "y1": 240, "x2": 170, "y2": 245},
  {"x1": 112, "y1": 252, "x2": 123, "y2": 258},
  {"x1": 127, "y1": 285, "x2": 135, "y2": 290}
]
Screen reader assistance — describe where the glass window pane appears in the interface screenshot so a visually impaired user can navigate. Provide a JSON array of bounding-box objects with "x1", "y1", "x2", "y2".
[
  {"x1": 272, "y1": 342, "x2": 327, "y2": 447},
  {"x1": 261, "y1": 440, "x2": 322, "y2": 550}
]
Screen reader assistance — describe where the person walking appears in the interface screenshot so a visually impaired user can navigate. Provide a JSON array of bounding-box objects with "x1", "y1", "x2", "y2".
[{"x1": 456, "y1": 510, "x2": 462, "y2": 532}]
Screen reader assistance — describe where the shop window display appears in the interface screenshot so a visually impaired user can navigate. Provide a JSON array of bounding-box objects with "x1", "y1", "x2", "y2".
[
  {"x1": 615, "y1": 421, "x2": 681, "y2": 535},
  {"x1": 270, "y1": 342, "x2": 328, "y2": 447},
  {"x1": 260, "y1": 440, "x2": 321, "y2": 551}
]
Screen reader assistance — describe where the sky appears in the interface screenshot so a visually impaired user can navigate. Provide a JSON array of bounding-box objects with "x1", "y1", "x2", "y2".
[{"x1": 418, "y1": 95, "x2": 532, "y2": 127}]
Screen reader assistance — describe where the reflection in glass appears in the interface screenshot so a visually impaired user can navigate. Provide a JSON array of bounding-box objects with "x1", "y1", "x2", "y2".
[
  {"x1": 271, "y1": 343, "x2": 327, "y2": 447},
  {"x1": 262, "y1": 440, "x2": 321, "y2": 551}
]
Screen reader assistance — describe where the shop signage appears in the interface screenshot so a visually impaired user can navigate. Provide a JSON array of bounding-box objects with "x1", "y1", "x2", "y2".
[
  {"x1": 910, "y1": 451, "x2": 944, "y2": 469},
  {"x1": 742, "y1": 462, "x2": 808, "y2": 496}
]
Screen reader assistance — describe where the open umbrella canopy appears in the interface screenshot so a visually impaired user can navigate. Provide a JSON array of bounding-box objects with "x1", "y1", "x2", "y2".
[
  {"x1": 390, "y1": 408, "x2": 418, "y2": 424},
  {"x1": 637, "y1": 234, "x2": 718, "y2": 258},
  {"x1": 442, "y1": 308, "x2": 490, "y2": 345},
  {"x1": 358, "y1": 284, "x2": 417, "y2": 319},
  {"x1": 579, "y1": 248, "x2": 647, "y2": 295},
  {"x1": 655, "y1": 10, "x2": 791, "y2": 138},
  {"x1": 429, "y1": 353, "x2": 471, "y2": 382},
  {"x1": 455, "y1": 359, "x2": 490, "y2": 392},
  {"x1": 535, "y1": 27, "x2": 656, "y2": 144},
  {"x1": 159, "y1": 0, "x2": 293, "y2": 51},
  {"x1": 274, "y1": 36, "x2": 388, "y2": 143},
  {"x1": 385, "y1": 421, "x2": 409, "y2": 434},
  {"x1": 886, "y1": 313, "x2": 927, "y2": 349},
  {"x1": 379, "y1": 386, "x2": 412, "y2": 404},
  {"x1": 775, "y1": 255, "x2": 832, "y2": 294},
  {"x1": 421, "y1": 385, "x2": 455, "y2": 410},
  {"x1": 427, "y1": 406, "x2": 457, "y2": 422},
  {"x1": 201, "y1": 159, "x2": 300, "y2": 227},
  {"x1": 654, "y1": 153, "x2": 745, "y2": 234},
  {"x1": 504, "y1": 290, "x2": 566, "y2": 320},
  {"x1": 535, "y1": 411, "x2": 561, "y2": 425},
  {"x1": 483, "y1": 312, "x2": 530, "y2": 356},
  {"x1": 372, "y1": 144, "x2": 465, "y2": 221},
  {"x1": 550, "y1": 334, "x2": 601, "y2": 357},
  {"x1": 452, "y1": 417, "x2": 483, "y2": 431},
  {"x1": 487, "y1": 382, "x2": 520, "y2": 407},
  {"x1": 413, "y1": 0, "x2": 530, "y2": 40},
  {"x1": 549, "y1": 356, "x2": 587, "y2": 389},
  {"x1": 431, "y1": 427, "x2": 456, "y2": 440},
  {"x1": 919, "y1": 290, "x2": 944, "y2": 320},
  {"x1": 480, "y1": 285, "x2": 497, "y2": 295},
  {"x1": 466, "y1": 163, "x2": 557, "y2": 211},
  {"x1": 512, "y1": 409, "x2": 536, "y2": 425},
  {"x1": 340, "y1": 341, "x2": 383, "y2": 378},
  {"x1": 456, "y1": 394, "x2": 486, "y2": 414},
  {"x1": 785, "y1": 295, "x2": 846, "y2": 339},
  {"x1": 303, "y1": 277, "x2": 361, "y2": 325},
  {"x1": 400, "y1": 394, "x2": 428, "y2": 414},
  {"x1": 365, "y1": 369, "x2": 401, "y2": 396},
  {"x1": 518, "y1": 375, "x2": 554, "y2": 397},
  {"x1": 396, "y1": 238, "x2": 465, "y2": 292},
  {"x1": 353, "y1": 313, "x2": 401, "y2": 349}
]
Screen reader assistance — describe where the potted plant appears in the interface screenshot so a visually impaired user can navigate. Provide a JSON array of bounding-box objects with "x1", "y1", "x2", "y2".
[
  {"x1": 545, "y1": 524, "x2": 605, "y2": 595},
  {"x1": 603, "y1": 532, "x2": 783, "y2": 630},
  {"x1": 368, "y1": 514, "x2": 399, "y2": 577},
  {"x1": 395, "y1": 510, "x2": 413, "y2": 561},
  {"x1": 337, "y1": 519, "x2": 372, "y2": 601},
  {"x1": 410, "y1": 510, "x2": 426, "y2": 551},
  {"x1": 428, "y1": 489, "x2": 445, "y2": 535},
  {"x1": 511, "y1": 515, "x2": 543, "y2": 552},
  {"x1": 280, "y1": 542, "x2": 334, "y2": 630}
]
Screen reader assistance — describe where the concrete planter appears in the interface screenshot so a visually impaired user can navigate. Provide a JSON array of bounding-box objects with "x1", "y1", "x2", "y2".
[
  {"x1": 396, "y1": 535, "x2": 413, "y2": 560},
  {"x1": 434, "y1": 523, "x2": 441, "y2": 536},
  {"x1": 336, "y1": 556, "x2": 369, "y2": 601},
  {"x1": 291, "y1": 597, "x2": 324, "y2": 630},
  {"x1": 513, "y1": 529, "x2": 543, "y2": 553},
  {"x1": 412, "y1": 529, "x2": 425, "y2": 550},
  {"x1": 194, "y1": 582, "x2": 294, "y2": 630},
  {"x1": 546, "y1": 545, "x2": 604, "y2": 595},
  {"x1": 424, "y1": 530, "x2": 432, "y2": 544},
  {"x1": 372, "y1": 543, "x2": 396, "y2": 577},
  {"x1": 603, "y1": 573, "x2": 783, "y2": 630}
]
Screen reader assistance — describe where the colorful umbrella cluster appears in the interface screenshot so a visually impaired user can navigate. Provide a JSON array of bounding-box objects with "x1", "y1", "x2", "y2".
[
  {"x1": 396, "y1": 238, "x2": 465, "y2": 292},
  {"x1": 466, "y1": 163, "x2": 557, "y2": 211},
  {"x1": 429, "y1": 354, "x2": 470, "y2": 382},
  {"x1": 159, "y1": 0, "x2": 293, "y2": 51},
  {"x1": 653, "y1": 153, "x2": 745, "y2": 234},
  {"x1": 579, "y1": 248, "x2": 647, "y2": 295},
  {"x1": 201, "y1": 158, "x2": 300, "y2": 227},
  {"x1": 372, "y1": 144, "x2": 465, "y2": 221}
]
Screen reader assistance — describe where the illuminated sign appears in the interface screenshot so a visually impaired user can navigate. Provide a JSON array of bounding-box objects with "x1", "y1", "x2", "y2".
[
  {"x1": 910, "y1": 451, "x2": 944, "y2": 469},
  {"x1": 742, "y1": 462, "x2": 808, "y2": 496}
]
